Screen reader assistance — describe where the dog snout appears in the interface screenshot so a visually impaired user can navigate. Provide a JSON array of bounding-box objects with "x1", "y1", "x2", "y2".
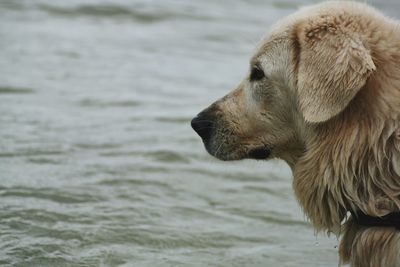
[{"x1": 191, "y1": 110, "x2": 215, "y2": 143}]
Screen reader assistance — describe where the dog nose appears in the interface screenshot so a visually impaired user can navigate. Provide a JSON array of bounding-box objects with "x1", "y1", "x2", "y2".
[{"x1": 191, "y1": 111, "x2": 214, "y2": 142}]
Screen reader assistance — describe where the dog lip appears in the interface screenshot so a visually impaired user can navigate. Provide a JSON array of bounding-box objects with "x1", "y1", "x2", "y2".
[{"x1": 248, "y1": 147, "x2": 272, "y2": 160}]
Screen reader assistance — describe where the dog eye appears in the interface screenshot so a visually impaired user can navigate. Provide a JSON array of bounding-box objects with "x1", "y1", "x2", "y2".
[{"x1": 250, "y1": 67, "x2": 265, "y2": 81}]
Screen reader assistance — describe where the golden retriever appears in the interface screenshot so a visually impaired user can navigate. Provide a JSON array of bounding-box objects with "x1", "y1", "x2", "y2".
[{"x1": 191, "y1": 2, "x2": 400, "y2": 267}]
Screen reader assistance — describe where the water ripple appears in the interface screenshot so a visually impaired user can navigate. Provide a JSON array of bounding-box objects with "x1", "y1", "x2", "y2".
[
  {"x1": 77, "y1": 99, "x2": 141, "y2": 108},
  {"x1": 154, "y1": 117, "x2": 191, "y2": 124},
  {"x1": 145, "y1": 150, "x2": 190, "y2": 164},
  {"x1": 38, "y1": 4, "x2": 215, "y2": 23},
  {"x1": 0, "y1": 149, "x2": 65, "y2": 158},
  {"x1": 0, "y1": 187, "x2": 103, "y2": 204},
  {"x1": 0, "y1": 86, "x2": 34, "y2": 94}
]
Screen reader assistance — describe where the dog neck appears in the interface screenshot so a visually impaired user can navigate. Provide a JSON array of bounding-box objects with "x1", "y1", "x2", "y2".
[{"x1": 291, "y1": 110, "x2": 400, "y2": 233}]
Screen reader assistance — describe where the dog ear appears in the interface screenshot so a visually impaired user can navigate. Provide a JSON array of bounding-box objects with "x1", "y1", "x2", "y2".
[{"x1": 295, "y1": 19, "x2": 376, "y2": 123}]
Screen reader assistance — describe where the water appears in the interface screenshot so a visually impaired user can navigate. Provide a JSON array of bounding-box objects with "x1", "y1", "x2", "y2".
[{"x1": 0, "y1": 1, "x2": 398, "y2": 266}]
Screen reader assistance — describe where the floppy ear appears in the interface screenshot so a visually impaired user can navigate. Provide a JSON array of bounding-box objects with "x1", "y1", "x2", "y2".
[{"x1": 296, "y1": 19, "x2": 376, "y2": 123}]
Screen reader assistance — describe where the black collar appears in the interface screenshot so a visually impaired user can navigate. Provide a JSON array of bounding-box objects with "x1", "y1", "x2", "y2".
[{"x1": 351, "y1": 210, "x2": 400, "y2": 230}]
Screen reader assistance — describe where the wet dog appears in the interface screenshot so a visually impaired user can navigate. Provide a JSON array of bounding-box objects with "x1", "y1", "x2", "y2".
[{"x1": 191, "y1": 2, "x2": 400, "y2": 266}]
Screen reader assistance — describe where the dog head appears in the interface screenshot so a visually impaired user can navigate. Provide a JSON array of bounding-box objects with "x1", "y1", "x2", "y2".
[{"x1": 191, "y1": 2, "x2": 376, "y2": 167}]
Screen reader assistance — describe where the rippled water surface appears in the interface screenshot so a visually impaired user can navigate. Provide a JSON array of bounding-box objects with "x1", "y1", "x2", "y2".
[{"x1": 1, "y1": 0, "x2": 399, "y2": 266}]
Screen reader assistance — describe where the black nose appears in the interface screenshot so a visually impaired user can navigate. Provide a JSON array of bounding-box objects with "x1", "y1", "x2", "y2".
[{"x1": 191, "y1": 111, "x2": 214, "y2": 142}]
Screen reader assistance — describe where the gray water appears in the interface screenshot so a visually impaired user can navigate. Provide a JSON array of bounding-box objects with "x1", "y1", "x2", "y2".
[{"x1": 1, "y1": 1, "x2": 399, "y2": 266}]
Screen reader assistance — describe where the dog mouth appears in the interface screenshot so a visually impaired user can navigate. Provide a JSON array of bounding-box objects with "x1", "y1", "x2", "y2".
[
  {"x1": 207, "y1": 142, "x2": 273, "y2": 161},
  {"x1": 247, "y1": 146, "x2": 272, "y2": 160}
]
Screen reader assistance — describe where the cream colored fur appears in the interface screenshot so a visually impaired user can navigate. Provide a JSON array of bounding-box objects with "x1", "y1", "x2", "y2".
[{"x1": 197, "y1": 1, "x2": 400, "y2": 266}]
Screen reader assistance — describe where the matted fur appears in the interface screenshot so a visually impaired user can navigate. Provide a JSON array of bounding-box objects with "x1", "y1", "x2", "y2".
[{"x1": 193, "y1": 1, "x2": 400, "y2": 266}]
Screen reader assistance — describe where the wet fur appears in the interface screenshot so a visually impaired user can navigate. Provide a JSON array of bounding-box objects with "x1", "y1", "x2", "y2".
[
  {"x1": 197, "y1": 2, "x2": 400, "y2": 266},
  {"x1": 291, "y1": 3, "x2": 400, "y2": 266}
]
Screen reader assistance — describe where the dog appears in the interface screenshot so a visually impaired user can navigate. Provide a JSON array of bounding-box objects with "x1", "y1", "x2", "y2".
[{"x1": 191, "y1": 2, "x2": 400, "y2": 266}]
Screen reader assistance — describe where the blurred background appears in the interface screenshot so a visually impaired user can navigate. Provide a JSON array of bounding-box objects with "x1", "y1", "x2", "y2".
[{"x1": 0, "y1": 0, "x2": 399, "y2": 266}]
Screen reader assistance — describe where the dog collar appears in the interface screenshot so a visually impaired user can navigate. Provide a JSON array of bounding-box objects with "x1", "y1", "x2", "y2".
[{"x1": 351, "y1": 210, "x2": 400, "y2": 230}]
